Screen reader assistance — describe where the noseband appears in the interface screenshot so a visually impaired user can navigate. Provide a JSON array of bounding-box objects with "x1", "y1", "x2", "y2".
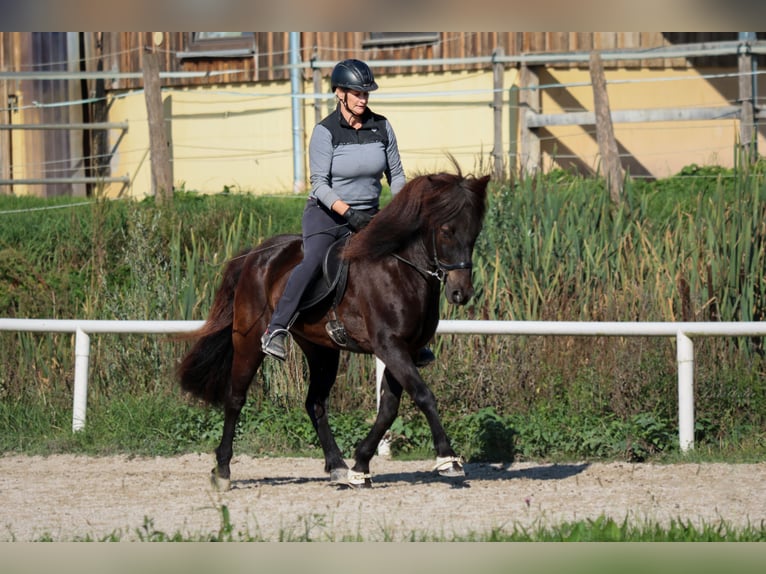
[
  {"x1": 431, "y1": 229, "x2": 472, "y2": 281},
  {"x1": 392, "y1": 229, "x2": 473, "y2": 283}
]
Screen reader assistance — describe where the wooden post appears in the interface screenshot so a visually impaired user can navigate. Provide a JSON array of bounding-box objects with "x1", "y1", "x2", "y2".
[
  {"x1": 142, "y1": 51, "x2": 173, "y2": 204},
  {"x1": 163, "y1": 94, "x2": 174, "y2": 188},
  {"x1": 0, "y1": 86, "x2": 12, "y2": 195},
  {"x1": 312, "y1": 49, "x2": 324, "y2": 126},
  {"x1": 589, "y1": 51, "x2": 623, "y2": 203},
  {"x1": 91, "y1": 60, "x2": 109, "y2": 182},
  {"x1": 492, "y1": 47, "x2": 505, "y2": 181},
  {"x1": 738, "y1": 35, "x2": 756, "y2": 165},
  {"x1": 519, "y1": 64, "x2": 540, "y2": 179}
]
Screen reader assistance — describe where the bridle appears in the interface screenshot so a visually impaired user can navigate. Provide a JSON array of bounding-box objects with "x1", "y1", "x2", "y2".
[{"x1": 392, "y1": 228, "x2": 473, "y2": 283}]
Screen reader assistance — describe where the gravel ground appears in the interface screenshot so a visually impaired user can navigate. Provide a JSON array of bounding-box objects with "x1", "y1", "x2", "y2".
[{"x1": 1, "y1": 453, "x2": 764, "y2": 541}]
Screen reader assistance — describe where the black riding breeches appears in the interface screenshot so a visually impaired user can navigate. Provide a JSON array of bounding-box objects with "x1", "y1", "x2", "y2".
[{"x1": 268, "y1": 198, "x2": 374, "y2": 331}]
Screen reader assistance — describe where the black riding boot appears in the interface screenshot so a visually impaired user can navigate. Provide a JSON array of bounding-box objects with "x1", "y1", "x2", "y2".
[{"x1": 416, "y1": 346, "x2": 436, "y2": 367}]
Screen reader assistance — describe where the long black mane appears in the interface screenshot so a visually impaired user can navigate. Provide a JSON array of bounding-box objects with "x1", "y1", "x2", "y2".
[{"x1": 344, "y1": 166, "x2": 488, "y2": 262}]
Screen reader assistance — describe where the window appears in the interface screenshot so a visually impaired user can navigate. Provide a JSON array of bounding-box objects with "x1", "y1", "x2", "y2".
[
  {"x1": 362, "y1": 33, "x2": 439, "y2": 49},
  {"x1": 178, "y1": 32, "x2": 255, "y2": 59}
]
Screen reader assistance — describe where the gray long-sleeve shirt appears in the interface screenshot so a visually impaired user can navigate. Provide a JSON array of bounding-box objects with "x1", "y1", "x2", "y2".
[{"x1": 309, "y1": 105, "x2": 406, "y2": 210}]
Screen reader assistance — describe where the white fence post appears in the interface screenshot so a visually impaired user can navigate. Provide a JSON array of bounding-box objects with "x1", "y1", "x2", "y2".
[
  {"x1": 72, "y1": 327, "x2": 90, "y2": 431},
  {"x1": 375, "y1": 357, "x2": 392, "y2": 457},
  {"x1": 676, "y1": 331, "x2": 695, "y2": 452}
]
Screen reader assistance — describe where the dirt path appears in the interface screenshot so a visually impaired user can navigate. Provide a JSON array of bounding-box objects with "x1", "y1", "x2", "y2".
[{"x1": 1, "y1": 453, "x2": 764, "y2": 541}]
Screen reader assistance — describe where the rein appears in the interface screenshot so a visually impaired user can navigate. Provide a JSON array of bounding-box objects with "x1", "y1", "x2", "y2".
[
  {"x1": 392, "y1": 229, "x2": 472, "y2": 283},
  {"x1": 222, "y1": 224, "x2": 350, "y2": 265}
]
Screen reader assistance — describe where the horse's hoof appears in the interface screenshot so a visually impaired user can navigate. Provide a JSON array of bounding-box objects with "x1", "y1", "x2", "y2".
[
  {"x1": 210, "y1": 468, "x2": 231, "y2": 491},
  {"x1": 330, "y1": 468, "x2": 372, "y2": 488},
  {"x1": 347, "y1": 470, "x2": 373, "y2": 488},
  {"x1": 332, "y1": 469, "x2": 372, "y2": 488},
  {"x1": 329, "y1": 468, "x2": 348, "y2": 484},
  {"x1": 433, "y1": 456, "x2": 465, "y2": 478}
]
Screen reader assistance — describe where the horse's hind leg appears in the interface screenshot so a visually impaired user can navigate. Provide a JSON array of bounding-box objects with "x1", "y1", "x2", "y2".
[
  {"x1": 212, "y1": 331, "x2": 264, "y2": 491},
  {"x1": 300, "y1": 343, "x2": 348, "y2": 481}
]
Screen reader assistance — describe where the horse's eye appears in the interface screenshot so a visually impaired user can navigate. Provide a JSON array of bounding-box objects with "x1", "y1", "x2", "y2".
[{"x1": 440, "y1": 225, "x2": 453, "y2": 238}]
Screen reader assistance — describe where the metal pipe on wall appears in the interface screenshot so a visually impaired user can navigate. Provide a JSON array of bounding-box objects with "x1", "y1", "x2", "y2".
[{"x1": 289, "y1": 32, "x2": 305, "y2": 194}]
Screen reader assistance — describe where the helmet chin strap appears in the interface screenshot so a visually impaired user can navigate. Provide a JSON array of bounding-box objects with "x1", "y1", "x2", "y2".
[{"x1": 339, "y1": 91, "x2": 363, "y2": 121}]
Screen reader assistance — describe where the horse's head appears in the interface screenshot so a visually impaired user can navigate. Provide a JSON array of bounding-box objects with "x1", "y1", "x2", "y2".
[
  {"x1": 427, "y1": 172, "x2": 490, "y2": 306},
  {"x1": 342, "y1": 161, "x2": 490, "y2": 308}
]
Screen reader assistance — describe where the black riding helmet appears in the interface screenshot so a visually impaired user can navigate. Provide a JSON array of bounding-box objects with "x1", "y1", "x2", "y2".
[{"x1": 330, "y1": 59, "x2": 378, "y2": 92}]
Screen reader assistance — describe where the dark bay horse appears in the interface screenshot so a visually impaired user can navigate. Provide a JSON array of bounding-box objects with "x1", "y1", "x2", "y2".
[{"x1": 177, "y1": 164, "x2": 490, "y2": 489}]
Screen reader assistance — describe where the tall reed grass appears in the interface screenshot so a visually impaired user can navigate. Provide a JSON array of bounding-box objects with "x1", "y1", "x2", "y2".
[
  {"x1": 1, "y1": 166, "x2": 765, "y2": 457},
  {"x1": 437, "y1": 166, "x2": 766, "y2": 445}
]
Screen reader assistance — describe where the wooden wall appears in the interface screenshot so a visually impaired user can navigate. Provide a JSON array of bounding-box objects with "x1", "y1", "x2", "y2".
[
  {"x1": 1, "y1": 31, "x2": 762, "y2": 197},
  {"x1": 93, "y1": 32, "x2": 762, "y2": 91},
  {"x1": 1, "y1": 32, "x2": 84, "y2": 196}
]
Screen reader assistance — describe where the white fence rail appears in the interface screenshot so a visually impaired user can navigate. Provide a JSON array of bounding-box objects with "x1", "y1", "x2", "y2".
[
  {"x1": 2, "y1": 318, "x2": 766, "y2": 453},
  {"x1": 0, "y1": 319, "x2": 203, "y2": 432}
]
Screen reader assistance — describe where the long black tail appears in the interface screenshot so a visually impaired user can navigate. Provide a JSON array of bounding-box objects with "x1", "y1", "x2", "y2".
[{"x1": 177, "y1": 250, "x2": 249, "y2": 406}]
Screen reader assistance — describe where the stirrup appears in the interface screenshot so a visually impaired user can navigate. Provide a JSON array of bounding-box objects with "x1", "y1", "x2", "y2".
[
  {"x1": 261, "y1": 328, "x2": 289, "y2": 361},
  {"x1": 325, "y1": 319, "x2": 348, "y2": 346}
]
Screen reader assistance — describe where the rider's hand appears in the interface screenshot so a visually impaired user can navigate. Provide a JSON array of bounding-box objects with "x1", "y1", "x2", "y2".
[{"x1": 343, "y1": 208, "x2": 373, "y2": 231}]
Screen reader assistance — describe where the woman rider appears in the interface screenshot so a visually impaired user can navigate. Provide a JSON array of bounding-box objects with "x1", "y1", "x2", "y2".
[{"x1": 261, "y1": 58, "x2": 434, "y2": 367}]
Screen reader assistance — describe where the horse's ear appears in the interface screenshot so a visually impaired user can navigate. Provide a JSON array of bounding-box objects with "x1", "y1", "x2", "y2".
[{"x1": 469, "y1": 174, "x2": 491, "y2": 195}]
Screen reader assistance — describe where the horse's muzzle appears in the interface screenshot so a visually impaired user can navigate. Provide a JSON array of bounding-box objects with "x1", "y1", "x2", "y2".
[{"x1": 445, "y1": 273, "x2": 474, "y2": 305}]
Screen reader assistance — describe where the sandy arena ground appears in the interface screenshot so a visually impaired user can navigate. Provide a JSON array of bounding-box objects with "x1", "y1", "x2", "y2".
[{"x1": 1, "y1": 453, "x2": 764, "y2": 541}]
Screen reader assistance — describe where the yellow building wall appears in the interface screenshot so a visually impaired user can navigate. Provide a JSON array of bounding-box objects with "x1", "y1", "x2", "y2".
[
  {"x1": 533, "y1": 67, "x2": 761, "y2": 177},
  {"x1": 105, "y1": 82, "x2": 300, "y2": 198},
  {"x1": 369, "y1": 70, "x2": 518, "y2": 175},
  {"x1": 101, "y1": 66, "x2": 761, "y2": 199},
  {"x1": 103, "y1": 70, "x2": 517, "y2": 198}
]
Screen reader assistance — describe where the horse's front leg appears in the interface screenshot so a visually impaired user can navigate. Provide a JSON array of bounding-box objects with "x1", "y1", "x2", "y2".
[
  {"x1": 346, "y1": 368, "x2": 404, "y2": 487},
  {"x1": 352, "y1": 351, "x2": 464, "y2": 486},
  {"x1": 301, "y1": 344, "x2": 348, "y2": 481},
  {"x1": 403, "y1": 365, "x2": 465, "y2": 478}
]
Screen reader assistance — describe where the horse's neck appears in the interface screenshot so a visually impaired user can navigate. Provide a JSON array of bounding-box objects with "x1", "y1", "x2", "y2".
[
  {"x1": 397, "y1": 233, "x2": 431, "y2": 267},
  {"x1": 390, "y1": 232, "x2": 442, "y2": 287}
]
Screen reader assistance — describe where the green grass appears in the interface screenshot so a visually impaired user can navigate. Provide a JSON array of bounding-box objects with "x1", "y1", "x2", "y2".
[
  {"x1": 3, "y1": 388, "x2": 765, "y2": 464},
  {"x1": 20, "y1": 508, "x2": 766, "y2": 542}
]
